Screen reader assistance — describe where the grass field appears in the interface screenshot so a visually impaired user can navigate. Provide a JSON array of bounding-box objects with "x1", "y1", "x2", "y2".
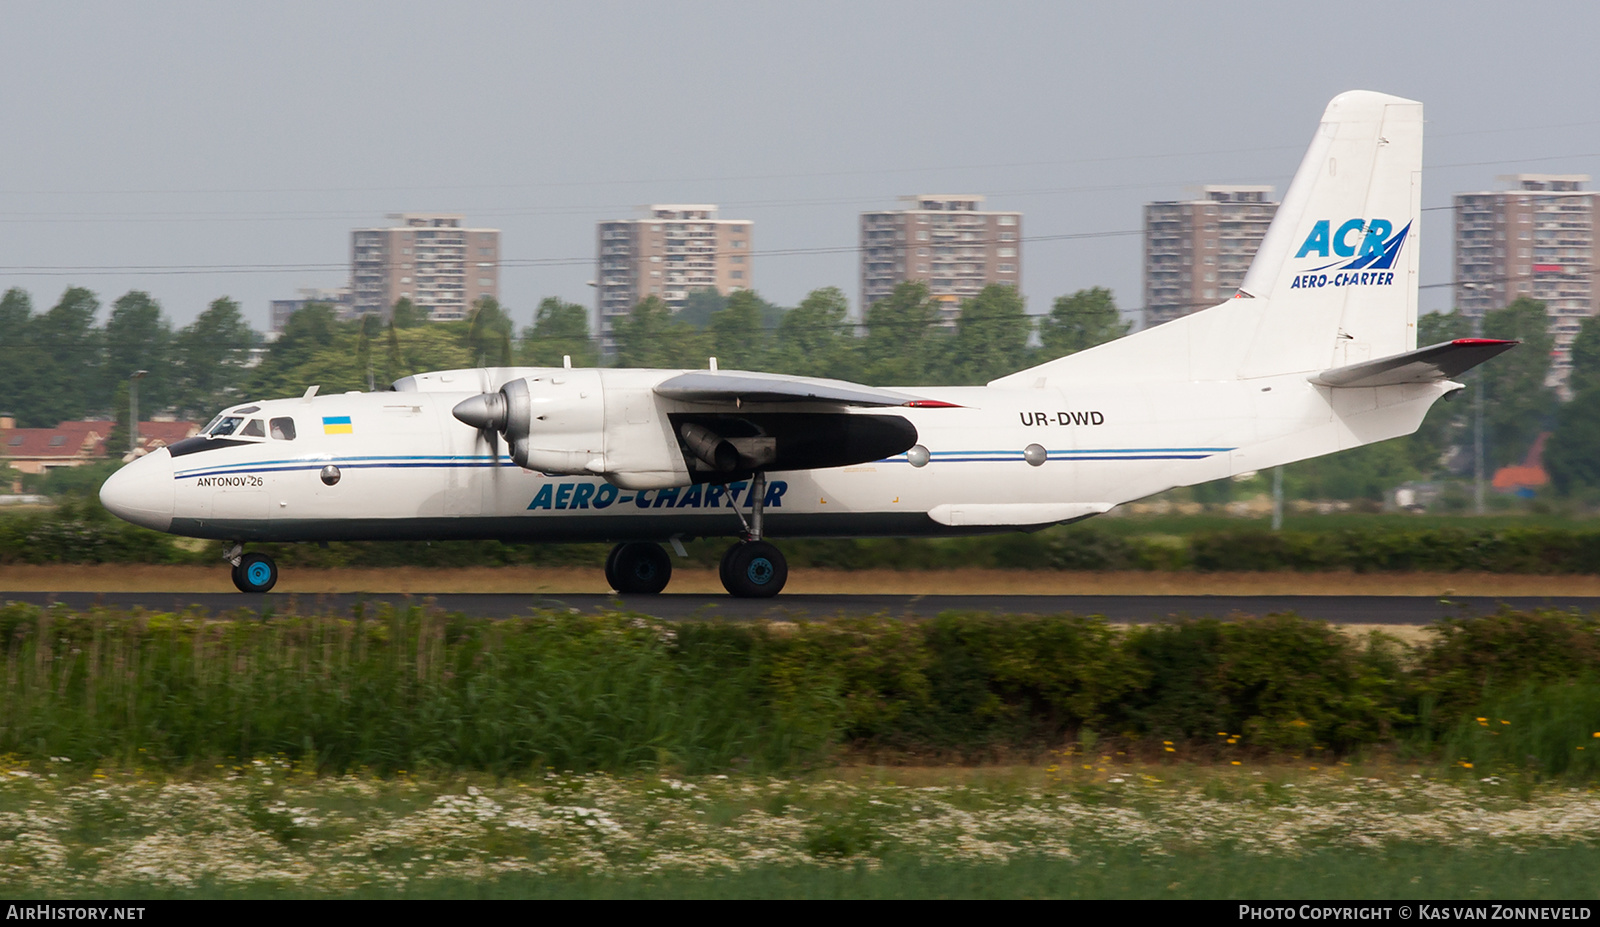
[
  {"x1": 3, "y1": 761, "x2": 1596, "y2": 899},
  {"x1": 6, "y1": 563, "x2": 1600, "y2": 596}
]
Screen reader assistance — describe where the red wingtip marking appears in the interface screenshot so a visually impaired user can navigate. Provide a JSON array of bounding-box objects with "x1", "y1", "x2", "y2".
[
  {"x1": 902, "y1": 400, "x2": 963, "y2": 408},
  {"x1": 1452, "y1": 338, "x2": 1519, "y2": 346}
]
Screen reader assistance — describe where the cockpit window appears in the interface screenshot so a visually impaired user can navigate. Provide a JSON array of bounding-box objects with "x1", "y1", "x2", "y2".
[
  {"x1": 208, "y1": 416, "x2": 244, "y2": 436},
  {"x1": 240, "y1": 419, "x2": 265, "y2": 438},
  {"x1": 202, "y1": 414, "x2": 224, "y2": 434},
  {"x1": 269, "y1": 417, "x2": 297, "y2": 441}
]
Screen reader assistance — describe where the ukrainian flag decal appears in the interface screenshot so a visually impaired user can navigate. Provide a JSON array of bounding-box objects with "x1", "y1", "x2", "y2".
[{"x1": 322, "y1": 415, "x2": 353, "y2": 435}]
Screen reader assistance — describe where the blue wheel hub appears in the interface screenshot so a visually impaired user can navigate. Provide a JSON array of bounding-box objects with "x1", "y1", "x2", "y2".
[
  {"x1": 247, "y1": 562, "x2": 272, "y2": 586},
  {"x1": 746, "y1": 557, "x2": 774, "y2": 585}
]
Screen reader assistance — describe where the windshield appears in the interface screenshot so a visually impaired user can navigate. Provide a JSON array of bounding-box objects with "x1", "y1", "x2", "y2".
[{"x1": 208, "y1": 416, "x2": 244, "y2": 437}]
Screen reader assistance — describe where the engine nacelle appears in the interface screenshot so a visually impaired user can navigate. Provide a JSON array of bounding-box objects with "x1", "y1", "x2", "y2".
[
  {"x1": 454, "y1": 372, "x2": 606, "y2": 475},
  {"x1": 451, "y1": 369, "x2": 690, "y2": 488}
]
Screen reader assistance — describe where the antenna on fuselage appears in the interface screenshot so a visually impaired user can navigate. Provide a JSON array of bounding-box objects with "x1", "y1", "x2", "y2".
[
  {"x1": 302, "y1": 385, "x2": 319, "y2": 401},
  {"x1": 563, "y1": 355, "x2": 572, "y2": 369}
]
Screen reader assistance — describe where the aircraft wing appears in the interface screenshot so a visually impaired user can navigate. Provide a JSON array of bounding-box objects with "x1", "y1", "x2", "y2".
[
  {"x1": 1309, "y1": 338, "x2": 1517, "y2": 389},
  {"x1": 654, "y1": 371, "x2": 940, "y2": 407}
]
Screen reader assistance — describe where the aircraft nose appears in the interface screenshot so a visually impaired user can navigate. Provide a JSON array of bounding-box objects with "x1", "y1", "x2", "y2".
[{"x1": 99, "y1": 449, "x2": 175, "y2": 532}]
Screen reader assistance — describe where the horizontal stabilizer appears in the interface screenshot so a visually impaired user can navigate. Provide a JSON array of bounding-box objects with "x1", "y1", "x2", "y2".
[
  {"x1": 1309, "y1": 338, "x2": 1517, "y2": 388},
  {"x1": 655, "y1": 371, "x2": 929, "y2": 407},
  {"x1": 927, "y1": 502, "x2": 1113, "y2": 528}
]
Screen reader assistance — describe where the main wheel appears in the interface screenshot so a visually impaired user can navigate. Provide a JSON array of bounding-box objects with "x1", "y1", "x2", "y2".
[
  {"x1": 232, "y1": 552, "x2": 279, "y2": 593},
  {"x1": 609, "y1": 542, "x2": 672, "y2": 595},
  {"x1": 604, "y1": 543, "x2": 624, "y2": 590},
  {"x1": 720, "y1": 541, "x2": 787, "y2": 598}
]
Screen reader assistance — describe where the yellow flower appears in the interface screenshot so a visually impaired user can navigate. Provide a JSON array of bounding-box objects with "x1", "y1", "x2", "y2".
[
  {"x1": 1500, "y1": 720, "x2": 1510, "y2": 725},
  {"x1": 1231, "y1": 761, "x2": 1241, "y2": 766},
  {"x1": 1477, "y1": 717, "x2": 1488, "y2": 724},
  {"x1": 1164, "y1": 747, "x2": 1175, "y2": 753}
]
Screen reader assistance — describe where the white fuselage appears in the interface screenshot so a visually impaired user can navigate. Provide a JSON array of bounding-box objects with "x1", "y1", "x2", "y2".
[{"x1": 99, "y1": 366, "x2": 1454, "y2": 544}]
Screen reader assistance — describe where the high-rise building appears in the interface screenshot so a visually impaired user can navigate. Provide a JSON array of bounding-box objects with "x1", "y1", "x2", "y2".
[
  {"x1": 350, "y1": 214, "x2": 500, "y2": 322},
  {"x1": 595, "y1": 205, "x2": 753, "y2": 352},
  {"x1": 1454, "y1": 175, "x2": 1597, "y2": 390},
  {"x1": 1143, "y1": 185, "x2": 1278, "y2": 327},
  {"x1": 859, "y1": 195, "x2": 1021, "y2": 324}
]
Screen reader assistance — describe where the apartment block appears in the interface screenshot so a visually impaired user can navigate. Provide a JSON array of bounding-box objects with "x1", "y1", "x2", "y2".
[
  {"x1": 859, "y1": 195, "x2": 1021, "y2": 324},
  {"x1": 350, "y1": 214, "x2": 500, "y2": 322},
  {"x1": 595, "y1": 205, "x2": 753, "y2": 350},
  {"x1": 1144, "y1": 186, "x2": 1278, "y2": 327},
  {"x1": 1455, "y1": 175, "x2": 1598, "y2": 390}
]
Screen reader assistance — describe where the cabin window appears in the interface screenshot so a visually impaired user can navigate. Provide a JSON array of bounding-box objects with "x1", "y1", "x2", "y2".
[
  {"x1": 269, "y1": 417, "x2": 297, "y2": 441},
  {"x1": 208, "y1": 416, "x2": 244, "y2": 437},
  {"x1": 240, "y1": 419, "x2": 265, "y2": 438}
]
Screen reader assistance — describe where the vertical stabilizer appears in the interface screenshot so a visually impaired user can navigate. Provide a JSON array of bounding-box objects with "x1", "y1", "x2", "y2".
[{"x1": 991, "y1": 90, "x2": 1422, "y2": 389}]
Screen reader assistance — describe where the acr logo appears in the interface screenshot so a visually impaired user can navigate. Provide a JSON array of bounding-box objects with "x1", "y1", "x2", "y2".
[
  {"x1": 1294, "y1": 219, "x2": 1411, "y2": 271},
  {"x1": 1288, "y1": 218, "x2": 1411, "y2": 290}
]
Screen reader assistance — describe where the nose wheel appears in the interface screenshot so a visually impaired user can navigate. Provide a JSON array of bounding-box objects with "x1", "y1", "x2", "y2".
[{"x1": 230, "y1": 552, "x2": 279, "y2": 594}]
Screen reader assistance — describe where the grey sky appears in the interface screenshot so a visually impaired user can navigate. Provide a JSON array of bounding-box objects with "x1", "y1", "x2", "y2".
[{"x1": 3, "y1": 0, "x2": 1597, "y2": 331}]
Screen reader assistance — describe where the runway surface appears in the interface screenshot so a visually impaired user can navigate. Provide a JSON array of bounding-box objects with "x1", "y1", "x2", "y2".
[{"x1": 2, "y1": 591, "x2": 1596, "y2": 623}]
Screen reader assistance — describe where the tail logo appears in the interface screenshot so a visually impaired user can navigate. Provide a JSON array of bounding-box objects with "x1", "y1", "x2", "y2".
[
  {"x1": 1294, "y1": 219, "x2": 1411, "y2": 270},
  {"x1": 1288, "y1": 219, "x2": 1411, "y2": 289}
]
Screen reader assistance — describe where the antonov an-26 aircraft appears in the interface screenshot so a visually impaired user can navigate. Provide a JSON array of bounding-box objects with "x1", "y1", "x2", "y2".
[{"x1": 101, "y1": 90, "x2": 1514, "y2": 597}]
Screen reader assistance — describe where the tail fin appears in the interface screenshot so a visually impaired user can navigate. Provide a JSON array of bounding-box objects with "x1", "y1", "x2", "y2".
[{"x1": 993, "y1": 90, "x2": 1422, "y2": 389}]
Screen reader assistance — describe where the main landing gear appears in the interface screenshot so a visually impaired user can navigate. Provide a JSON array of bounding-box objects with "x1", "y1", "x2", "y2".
[
  {"x1": 225, "y1": 543, "x2": 279, "y2": 594},
  {"x1": 604, "y1": 541, "x2": 673, "y2": 595},
  {"x1": 718, "y1": 472, "x2": 786, "y2": 598},
  {"x1": 603, "y1": 472, "x2": 789, "y2": 599}
]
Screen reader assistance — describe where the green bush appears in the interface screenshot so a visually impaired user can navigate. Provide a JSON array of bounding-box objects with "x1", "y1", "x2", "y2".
[
  {"x1": 1409, "y1": 609, "x2": 1600, "y2": 720},
  {"x1": 1120, "y1": 617, "x2": 1405, "y2": 750}
]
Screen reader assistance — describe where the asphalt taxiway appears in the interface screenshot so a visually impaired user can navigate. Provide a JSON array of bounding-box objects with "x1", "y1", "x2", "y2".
[{"x1": 2, "y1": 591, "x2": 1594, "y2": 623}]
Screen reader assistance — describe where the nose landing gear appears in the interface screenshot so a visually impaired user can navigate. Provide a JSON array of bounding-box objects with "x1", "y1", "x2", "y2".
[
  {"x1": 225, "y1": 543, "x2": 279, "y2": 594},
  {"x1": 718, "y1": 472, "x2": 788, "y2": 598}
]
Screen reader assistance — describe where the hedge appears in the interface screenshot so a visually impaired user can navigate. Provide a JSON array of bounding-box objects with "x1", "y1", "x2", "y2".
[{"x1": 1, "y1": 604, "x2": 1596, "y2": 774}]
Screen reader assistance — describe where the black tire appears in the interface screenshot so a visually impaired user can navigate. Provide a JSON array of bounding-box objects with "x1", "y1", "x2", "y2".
[
  {"x1": 610, "y1": 542, "x2": 672, "y2": 595},
  {"x1": 718, "y1": 543, "x2": 740, "y2": 590},
  {"x1": 232, "y1": 552, "x2": 278, "y2": 594},
  {"x1": 721, "y1": 541, "x2": 787, "y2": 598},
  {"x1": 604, "y1": 543, "x2": 625, "y2": 590}
]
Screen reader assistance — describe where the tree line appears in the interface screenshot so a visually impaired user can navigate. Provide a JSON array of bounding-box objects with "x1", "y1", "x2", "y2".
[
  {"x1": 0, "y1": 281, "x2": 1128, "y2": 429},
  {"x1": 3, "y1": 280, "x2": 1598, "y2": 500}
]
